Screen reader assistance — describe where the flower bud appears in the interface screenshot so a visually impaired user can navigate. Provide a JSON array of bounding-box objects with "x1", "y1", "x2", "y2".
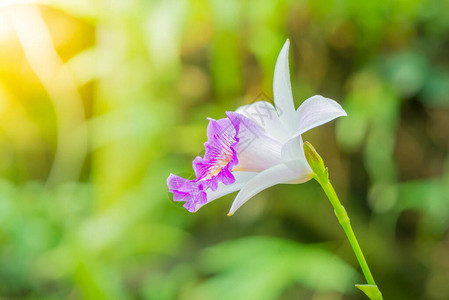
[{"x1": 303, "y1": 141, "x2": 327, "y2": 180}]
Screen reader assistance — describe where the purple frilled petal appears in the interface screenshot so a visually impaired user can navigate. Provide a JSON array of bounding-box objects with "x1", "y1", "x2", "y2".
[
  {"x1": 192, "y1": 117, "x2": 239, "y2": 191},
  {"x1": 167, "y1": 117, "x2": 242, "y2": 212},
  {"x1": 167, "y1": 174, "x2": 207, "y2": 212}
]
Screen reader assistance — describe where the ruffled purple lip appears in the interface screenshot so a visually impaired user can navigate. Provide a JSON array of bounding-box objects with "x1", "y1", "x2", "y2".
[
  {"x1": 167, "y1": 115, "x2": 242, "y2": 212},
  {"x1": 167, "y1": 175, "x2": 207, "y2": 212}
]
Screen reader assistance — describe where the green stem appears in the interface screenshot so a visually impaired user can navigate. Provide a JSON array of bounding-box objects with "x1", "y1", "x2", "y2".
[
  {"x1": 303, "y1": 141, "x2": 382, "y2": 299},
  {"x1": 316, "y1": 177, "x2": 376, "y2": 286}
]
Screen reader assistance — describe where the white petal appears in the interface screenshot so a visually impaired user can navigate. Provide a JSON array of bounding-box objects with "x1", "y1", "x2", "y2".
[
  {"x1": 281, "y1": 135, "x2": 312, "y2": 177},
  {"x1": 228, "y1": 162, "x2": 312, "y2": 215},
  {"x1": 227, "y1": 112, "x2": 284, "y2": 172},
  {"x1": 236, "y1": 101, "x2": 290, "y2": 143},
  {"x1": 195, "y1": 171, "x2": 257, "y2": 211},
  {"x1": 273, "y1": 39, "x2": 296, "y2": 131},
  {"x1": 295, "y1": 95, "x2": 347, "y2": 136}
]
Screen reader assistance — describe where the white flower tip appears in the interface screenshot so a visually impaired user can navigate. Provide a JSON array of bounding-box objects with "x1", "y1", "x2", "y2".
[
  {"x1": 336, "y1": 104, "x2": 348, "y2": 118},
  {"x1": 281, "y1": 39, "x2": 290, "y2": 53},
  {"x1": 273, "y1": 38, "x2": 296, "y2": 127},
  {"x1": 324, "y1": 96, "x2": 347, "y2": 117}
]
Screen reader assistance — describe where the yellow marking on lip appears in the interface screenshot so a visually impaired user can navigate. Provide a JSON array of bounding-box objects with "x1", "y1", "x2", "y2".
[
  {"x1": 205, "y1": 157, "x2": 234, "y2": 179},
  {"x1": 232, "y1": 166, "x2": 249, "y2": 172}
]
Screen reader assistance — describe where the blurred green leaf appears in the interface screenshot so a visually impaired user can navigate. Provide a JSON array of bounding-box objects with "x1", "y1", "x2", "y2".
[{"x1": 191, "y1": 237, "x2": 358, "y2": 300}]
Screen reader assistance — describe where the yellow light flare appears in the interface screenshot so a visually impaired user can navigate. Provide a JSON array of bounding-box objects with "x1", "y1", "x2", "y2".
[{"x1": 7, "y1": 3, "x2": 88, "y2": 184}]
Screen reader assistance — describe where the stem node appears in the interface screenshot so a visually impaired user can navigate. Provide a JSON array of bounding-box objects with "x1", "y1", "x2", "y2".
[{"x1": 334, "y1": 206, "x2": 350, "y2": 226}]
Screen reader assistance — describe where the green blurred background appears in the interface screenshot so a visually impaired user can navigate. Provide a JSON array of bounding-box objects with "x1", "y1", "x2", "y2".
[{"x1": 0, "y1": 0, "x2": 448, "y2": 299}]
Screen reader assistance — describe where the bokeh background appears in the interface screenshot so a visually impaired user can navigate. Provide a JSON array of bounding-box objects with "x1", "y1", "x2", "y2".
[{"x1": 0, "y1": 0, "x2": 448, "y2": 299}]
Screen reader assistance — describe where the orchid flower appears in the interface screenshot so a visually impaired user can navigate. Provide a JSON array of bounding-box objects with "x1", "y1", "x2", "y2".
[{"x1": 167, "y1": 39, "x2": 347, "y2": 215}]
